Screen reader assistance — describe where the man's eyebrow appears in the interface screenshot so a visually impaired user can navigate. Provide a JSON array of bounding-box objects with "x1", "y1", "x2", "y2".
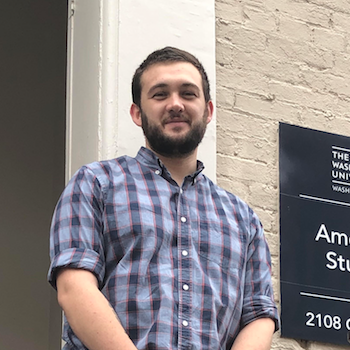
[
  {"x1": 181, "y1": 83, "x2": 200, "y2": 91},
  {"x1": 148, "y1": 83, "x2": 168, "y2": 95},
  {"x1": 147, "y1": 82, "x2": 200, "y2": 95}
]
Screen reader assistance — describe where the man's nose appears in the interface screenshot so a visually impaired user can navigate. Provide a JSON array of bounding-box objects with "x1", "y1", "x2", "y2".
[{"x1": 166, "y1": 93, "x2": 184, "y2": 113}]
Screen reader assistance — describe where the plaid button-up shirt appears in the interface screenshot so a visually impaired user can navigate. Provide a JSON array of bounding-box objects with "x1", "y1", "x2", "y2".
[{"x1": 48, "y1": 147, "x2": 279, "y2": 350}]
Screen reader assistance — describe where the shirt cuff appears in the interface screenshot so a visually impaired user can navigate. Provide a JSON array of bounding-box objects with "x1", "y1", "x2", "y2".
[
  {"x1": 48, "y1": 248, "x2": 105, "y2": 290},
  {"x1": 241, "y1": 295, "x2": 280, "y2": 332}
]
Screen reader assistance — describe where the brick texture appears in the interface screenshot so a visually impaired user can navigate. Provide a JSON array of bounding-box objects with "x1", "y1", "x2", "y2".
[{"x1": 216, "y1": 0, "x2": 350, "y2": 349}]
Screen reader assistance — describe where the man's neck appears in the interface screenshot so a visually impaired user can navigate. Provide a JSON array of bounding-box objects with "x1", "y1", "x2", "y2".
[{"x1": 148, "y1": 147, "x2": 198, "y2": 187}]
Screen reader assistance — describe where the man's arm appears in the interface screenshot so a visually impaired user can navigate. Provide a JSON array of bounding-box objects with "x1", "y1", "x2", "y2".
[
  {"x1": 232, "y1": 209, "x2": 279, "y2": 349},
  {"x1": 57, "y1": 268, "x2": 137, "y2": 350},
  {"x1": 230, "y1": 318, "x2": 275, "y2": 350}
]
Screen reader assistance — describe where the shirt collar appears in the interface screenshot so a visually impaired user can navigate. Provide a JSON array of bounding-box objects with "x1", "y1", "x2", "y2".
[{"x1": 135, "y1": 147, "x2": 205, "y2": 181}]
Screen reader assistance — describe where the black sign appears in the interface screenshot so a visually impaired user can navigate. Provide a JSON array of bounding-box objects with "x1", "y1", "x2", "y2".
[{"x1": 280, "y1": 123, "x2": 350, "y2": 346}]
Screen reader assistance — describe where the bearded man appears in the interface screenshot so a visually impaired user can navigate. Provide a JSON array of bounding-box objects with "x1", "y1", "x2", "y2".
[{"x1": 48, "y1": 47, "x2": 279, "y2": 350}]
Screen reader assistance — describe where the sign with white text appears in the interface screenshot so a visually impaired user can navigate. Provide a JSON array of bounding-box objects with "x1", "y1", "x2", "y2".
[{"x1": 280, "y1": 123, "x2": 350, "y2": 346}]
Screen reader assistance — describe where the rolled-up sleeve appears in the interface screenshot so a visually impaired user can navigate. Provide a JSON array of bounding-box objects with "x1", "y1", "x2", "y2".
[
  {"x1": 48, "y1": 166, "x2": 106, "y2": 289},
  {"x1": 240, "y1": 211, "x2": 280, "y2": 331}
]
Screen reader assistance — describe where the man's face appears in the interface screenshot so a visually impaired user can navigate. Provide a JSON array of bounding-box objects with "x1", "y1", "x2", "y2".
[{"x1": 132, "y1": 62, "x2": 213, "y2": 158}]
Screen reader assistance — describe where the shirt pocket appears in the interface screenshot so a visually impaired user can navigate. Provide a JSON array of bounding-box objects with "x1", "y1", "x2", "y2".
[{"x1": 197, "y1": 222, "x2": 244, "y2": 276}]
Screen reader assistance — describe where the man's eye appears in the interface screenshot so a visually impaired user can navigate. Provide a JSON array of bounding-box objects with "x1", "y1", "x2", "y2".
[
  {"x1": 183, "y1": 91, "x2": 196, "y2": 98},
  {"x1": 153, "y1": 92, "x2": 167, "y2": 98}
]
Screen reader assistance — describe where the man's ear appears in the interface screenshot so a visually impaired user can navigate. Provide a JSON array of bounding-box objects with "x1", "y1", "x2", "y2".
[
  {"x1": 130, "y1": 103, "x2": 142, "y2": 127},
  {"x1": 206, "y1": 100, "x2": 214, "y2": 124}
]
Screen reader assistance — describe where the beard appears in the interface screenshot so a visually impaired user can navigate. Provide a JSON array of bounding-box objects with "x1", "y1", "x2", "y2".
[{"x1": 140, "y1": 109, "x2": 208, "y2": 158}]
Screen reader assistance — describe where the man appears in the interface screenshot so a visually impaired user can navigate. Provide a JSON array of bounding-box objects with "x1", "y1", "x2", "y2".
[{"x1": 48, "y1": 47, "x2": 279, "y2": 350}]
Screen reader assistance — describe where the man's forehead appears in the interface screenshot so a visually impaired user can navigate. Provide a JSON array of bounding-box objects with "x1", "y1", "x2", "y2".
[{"x1": 141, "y1": 62, "x2": 202, "y2": 88}]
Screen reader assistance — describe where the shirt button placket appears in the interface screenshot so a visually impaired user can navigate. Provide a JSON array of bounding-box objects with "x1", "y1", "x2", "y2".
[{"x1": 179, "y1": 211, "x2": 191, "y2": 348}]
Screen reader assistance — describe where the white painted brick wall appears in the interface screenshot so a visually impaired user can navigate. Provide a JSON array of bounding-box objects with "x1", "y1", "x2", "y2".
[{"x1": 216, "y1": 0, "x2": 350, "y2": 349}]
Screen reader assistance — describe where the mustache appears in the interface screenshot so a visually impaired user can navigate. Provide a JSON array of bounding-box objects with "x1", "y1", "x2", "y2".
[{"x1": 163, "y1": 112, "x2": 190, "y2": 124}]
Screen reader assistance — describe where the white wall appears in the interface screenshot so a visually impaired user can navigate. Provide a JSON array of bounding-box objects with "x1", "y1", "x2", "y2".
[
  {"x1": 66, "y1": 0, "x2": 101, "y2": 179},
  {"x1": 67, "y1": 0, "x2": 216, "y2": 180}
]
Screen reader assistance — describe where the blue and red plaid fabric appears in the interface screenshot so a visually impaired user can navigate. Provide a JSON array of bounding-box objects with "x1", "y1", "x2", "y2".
[{"x1": 48, "y1": 147, "x2": 279, "y2": 350}]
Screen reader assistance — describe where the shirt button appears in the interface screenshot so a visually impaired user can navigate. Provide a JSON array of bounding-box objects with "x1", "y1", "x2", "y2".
[
  {"x1": 155, "y1": 170, "x2": 160, "y2": 175},
  {"x1": 179, "y1": 188, "x2": 183, "y2": 194},
  {"x1": 183, "y1": 284, "x2": 189, "y2": 291},
  {"x1": 182, "y1": 250, "x2": 188, "y2": 257},
  {"x1": 180, "y1": 217, "x2": 187, "y2": 223},
  {"x1": 182, "y1": 320, "x2": 189, "y2": 327}
]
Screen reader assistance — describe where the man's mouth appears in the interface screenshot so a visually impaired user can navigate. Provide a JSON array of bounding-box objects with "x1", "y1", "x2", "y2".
[{"x1": 164, "y1": 116, "x2": 190, "y2": 125}]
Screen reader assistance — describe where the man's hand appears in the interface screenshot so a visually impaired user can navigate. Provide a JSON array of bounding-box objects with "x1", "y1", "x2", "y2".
[
  {"x1": 230, "y1": 318, "x2": 275, "y2": 350},
  {"x1": 57, "y1": 269, "x2": 137, "y2": 350}
]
